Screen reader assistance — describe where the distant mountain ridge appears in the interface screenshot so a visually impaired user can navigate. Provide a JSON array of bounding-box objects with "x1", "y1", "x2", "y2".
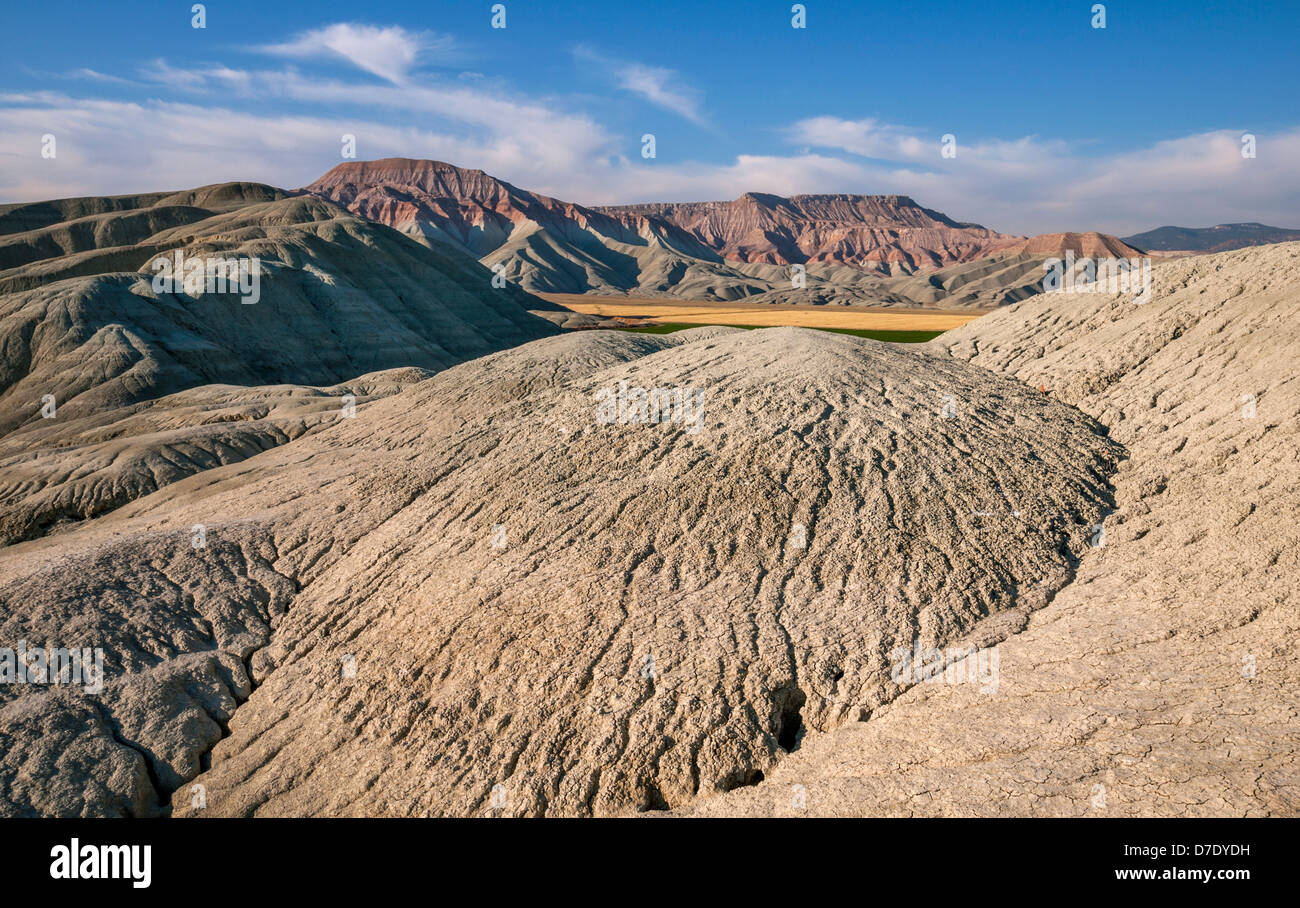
[
  {"x1": 304, "y1": 158, "x2": 1143, "y2": 308},
  {"x1": 1122, "y1": 222, "x2": 1300, "y2": 253},
  {"x1": 993, "y1": 232, "x2": 1144, "y2": 258},
  {"x1": 594, "y1": 192, "x2": 1015, "y2": 270},
  {"x1": 304, "y1": 159, "x2": 1022, "y2": 288},
  {"x1": 306, "y1": 157, "x2": 707, "y2": 259}
]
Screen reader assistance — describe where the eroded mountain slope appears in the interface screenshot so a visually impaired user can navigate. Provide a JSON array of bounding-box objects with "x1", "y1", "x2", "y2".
[
  {"x1": 306, "y1": 159, "x2": 1148, "y2": 311},
  {"x1": 305, "y1": 159, "x2": 1048, "y2": 306},
  {"x1": 0, "y1": 194, "x2": 558, "y2": 430},
  {"x1": 596, "y1": 193, "x2": 1016, "y2": 270}
]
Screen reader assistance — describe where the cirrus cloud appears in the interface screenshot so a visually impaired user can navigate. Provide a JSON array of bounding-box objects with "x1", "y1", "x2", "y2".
[
  {"x1": 573, "y1": 46, "x2": 706, "y2": 126},
  {"x1": 258, "y1": 23, "x2": 457, "y2": 85}
]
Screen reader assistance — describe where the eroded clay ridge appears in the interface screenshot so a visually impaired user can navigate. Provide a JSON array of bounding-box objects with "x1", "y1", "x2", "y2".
[
  {"x1": 0, "y1": 183, "x2": 560, "y2": 546},
  {"x1": 1, "y1": 326, "x2": 1119, "y2": 816},
  {"x1": 679, "y1": 242, "x2": 1300, "y2": 817}
]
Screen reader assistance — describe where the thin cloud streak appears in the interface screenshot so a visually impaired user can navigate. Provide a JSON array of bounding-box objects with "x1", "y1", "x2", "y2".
[
  {"x1": 257, "y1": 23, "x2": 458, "y2": 85},
  {"x1": 573, "y1": 46, "x2": 707, "y2": 126}
]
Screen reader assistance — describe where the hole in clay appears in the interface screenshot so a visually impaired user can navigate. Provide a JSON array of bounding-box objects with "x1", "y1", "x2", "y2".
[{"x1": 774, "y1": 684, "x2": 806, "y2": 752}]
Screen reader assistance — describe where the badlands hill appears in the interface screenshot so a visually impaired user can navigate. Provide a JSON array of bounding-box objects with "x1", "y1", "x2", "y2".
[
  {"x1": 0, "y1": 182, "x2": 559, "y2": 399},
  {"x1": 0, "y1": 183, "x2": 561, "y2": 543},
  {"x1": 306, "y1": 158, "x2": 902, "y2": 302},
  {"x1": 857, "y1": 232, "x2": 1146, "y2": 310},
  {"x1": 0, "y1": 322, "x2": 1121, "y2": 816},
  {"x1": 305, "y1": 157, "x2": 720, "y2": 263},
  {"x1": 991, "y1": 231, "x2": 1143, "y2": 258},
  {"x1": 681, "y1": 242, "x2": 1300, "y2": 817},
  {"x1": 1122, "y1": 222, "x2": 1300, "y2": 254}
]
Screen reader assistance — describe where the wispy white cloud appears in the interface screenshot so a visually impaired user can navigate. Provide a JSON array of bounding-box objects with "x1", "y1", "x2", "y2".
[
  {"x1": 127, "y1": 61, "x2": 616, "y2": 181},
  {"x1": 0, "y1": 79, "x2": 616, "y2": 202},
  {"x1": 257, "y1": 23, "x2": 456, "y2": 85},
  {"x1": 19, "y1": 66, "x2": 143, "y2": 88},
  {"x1": 615, "y1": 62, "x2": 705, "y2": 126},
  {"x1": 68, "y1": 68, "x2": 139, "y2": 86},
  {"x1": 140, "y1": 60, "x2": 255, "y2": 93},
  {"x1": 785, "y1": 117, "x2": 936, "y2": 164},
  {"x1": 573, "y1": 46, "x2": 706, "y2": 126}
]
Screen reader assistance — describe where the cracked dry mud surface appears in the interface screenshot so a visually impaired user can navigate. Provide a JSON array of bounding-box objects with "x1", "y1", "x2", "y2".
[
  {"x1": 2, "y1": 242, "x2": 1295, "y2": 818},
  {"x1": 680, "y1": 243, "x2": 1300, "y2": 816},
  {"x1": 1, "y1": 324, "x2": 1120, "y2": 816},
  {"x1": 0, "y1": 368, "x2": 433, "y2": 547}
]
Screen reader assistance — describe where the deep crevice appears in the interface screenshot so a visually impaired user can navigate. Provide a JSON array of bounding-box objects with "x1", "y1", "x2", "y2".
[
  {"x1": 774, "y1": 684, "x2": 806, "y2": 752},
  {"x1": 721, "y1": 768, "x2": 765, "y2": 792},
  {"x1": 87, "y1": 699, "x2": 167, "y2": 817},
  {"x1": 640, "y1": 783, "x2": 670, "y2": 812}
]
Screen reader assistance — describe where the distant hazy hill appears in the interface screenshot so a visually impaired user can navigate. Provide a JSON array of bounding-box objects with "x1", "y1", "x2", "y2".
[
  {"x1": 991, "y1": 231, "x2": 1143, "y2": 258},
  {"x1": 1122, "y1": 222, "x2": 1300, "y2": 253}
]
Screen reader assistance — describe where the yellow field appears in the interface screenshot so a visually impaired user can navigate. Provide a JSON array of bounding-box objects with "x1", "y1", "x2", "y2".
[{"x1": 537, "y1": 293, "x2": 985, "y2": 331}]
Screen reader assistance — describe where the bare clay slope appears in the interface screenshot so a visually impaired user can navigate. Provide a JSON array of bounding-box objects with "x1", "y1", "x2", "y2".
[
  {"x1": 0, "y1": 368, "x2": 432, "y2": 546},
  {"x1": 0, "y1": 327, "x2": 1120, "y2": 816},
  {"x1": 680, "y1": 242, "x2": 1300, "y2": 817},
  {"x1": 0, "y1": 185, "x2": 562, "y2": 545},
  {"x1": 0, "y1": 192, "x2": 559, "y2": 429}
]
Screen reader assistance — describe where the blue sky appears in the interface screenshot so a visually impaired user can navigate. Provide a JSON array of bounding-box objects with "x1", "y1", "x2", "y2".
[{"x1": 2, "y1": 0, "x2": 1297, "y2": 234}]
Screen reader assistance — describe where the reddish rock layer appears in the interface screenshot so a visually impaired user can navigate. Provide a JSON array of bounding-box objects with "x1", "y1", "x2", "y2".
[
  {"x1": 598, "y1": 193, "x2": 1020, "y2": 270},
  {"x1": 305, "y1": 158, "x2": 713, "y2": 259},
  {"x1": 989, "y1": 231, "x2": 1145, "y2": 259},
  {"x1": 306, "y1": 159, "x2": 1020, "y2": 272}
]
